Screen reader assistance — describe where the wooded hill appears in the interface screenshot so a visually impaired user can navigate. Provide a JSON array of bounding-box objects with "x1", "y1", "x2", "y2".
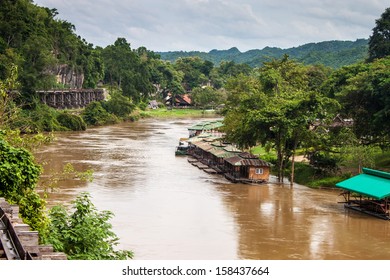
[{"x1": 158, "y1": 39, "x2": 369, "y2": 68}]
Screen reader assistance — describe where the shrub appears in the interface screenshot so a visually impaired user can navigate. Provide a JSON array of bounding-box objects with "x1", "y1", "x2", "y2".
[
  {"x1": 102, "y1": 92, "x2": 135, "y2": 118},
  {"x1": 0, "y1": 138, "x2": 41, "y2": 196},
  {"x1": 57, "y1": 112, "x2": 87, "y2": 131},
  {"x1": 13, "y1": 104, "x2": 64, "y2": 132},
  {"x1": 47, "y1": 192, "x2": 133, "y2": 260},
  {"x1": 82, "y1": 101, "x2": 118, "y2": 126},
  {"x1": 0, "y1": 137, "x2": 48, "y2": 234}
]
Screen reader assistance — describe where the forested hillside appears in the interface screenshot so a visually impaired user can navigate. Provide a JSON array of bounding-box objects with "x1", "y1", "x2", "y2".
[{"x1": 158, "y1": 39, "x2": 369, "y2": 68}]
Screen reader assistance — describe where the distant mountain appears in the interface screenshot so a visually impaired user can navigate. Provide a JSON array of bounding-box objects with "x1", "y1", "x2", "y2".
[{"x1": 157, "y1": 39, "x2": 369, "y2": 68}]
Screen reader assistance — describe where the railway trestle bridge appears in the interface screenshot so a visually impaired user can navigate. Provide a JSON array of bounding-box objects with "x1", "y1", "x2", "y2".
[{"x1": 37, "y1": 88, "x2": 105, "y2": 109}]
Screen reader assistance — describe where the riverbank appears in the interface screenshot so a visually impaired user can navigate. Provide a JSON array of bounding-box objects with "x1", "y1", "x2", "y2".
[{"x1": 135, "y1": 108, "x2": 220, "y2": 119}]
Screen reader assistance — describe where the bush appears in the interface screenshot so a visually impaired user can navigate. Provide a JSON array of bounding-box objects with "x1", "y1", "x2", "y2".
[
  {"x1": 102, "y1": 92, "x2": 135, "y2": 118},
  {"x1": 138, "y1": 101, "x2": 147, "y2": 111},
  {"x1": 82, "y1": 101, "x2": 119, "y2": 126},
  {"x1": 0, "y1": 137, "x2": 48, "y2": 234},
  {"x1": 47, "y1": 192, "x2": 133, "y2": 260},
  {"x1": 57, "y1": 112, "x2": 87, "y2": 131},
  {"x1": 0, "y1": 138, "x2": 41, "y2": 196},
  {"x1": 13, "y1": 104, "x2": 64, "y2": 132}
]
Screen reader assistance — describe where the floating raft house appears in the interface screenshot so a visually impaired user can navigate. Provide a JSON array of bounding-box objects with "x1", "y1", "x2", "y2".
[
  {"x1": 188, "y1": 120, "x2": 224, "y2": 138},
  {"x1": 336, "y1": 168, "x2": 390, "y2": 220}
]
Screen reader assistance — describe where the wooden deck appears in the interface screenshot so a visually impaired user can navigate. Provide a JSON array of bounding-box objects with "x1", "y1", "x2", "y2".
[{"x1": 344, "y1": 204, "x2": 390, "y2": 220}]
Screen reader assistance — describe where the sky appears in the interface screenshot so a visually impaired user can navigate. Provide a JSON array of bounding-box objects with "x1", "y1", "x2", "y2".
[{"x1": 33, "y1": 0, "x2": 389, "y2": 52}]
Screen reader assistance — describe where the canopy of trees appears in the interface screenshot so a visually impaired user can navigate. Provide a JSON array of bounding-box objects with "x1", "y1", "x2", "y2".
[{"x1": 158, "y1": 40, "x2": 369, "y2": 69}]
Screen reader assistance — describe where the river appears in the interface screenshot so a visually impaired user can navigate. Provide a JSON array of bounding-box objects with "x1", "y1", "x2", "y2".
[{"x1": 35, "y1": 118, "x2": 390, "y2": 260}]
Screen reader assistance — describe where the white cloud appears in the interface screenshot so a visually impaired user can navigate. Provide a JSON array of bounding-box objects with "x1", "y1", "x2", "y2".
[{"x1": 33, "y1": 0, "x2": 389, "y2": 51}]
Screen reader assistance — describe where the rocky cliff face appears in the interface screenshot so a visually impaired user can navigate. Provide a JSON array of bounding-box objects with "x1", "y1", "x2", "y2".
[{"x1": 48, "y1": 64, "x2": 84, "y2": 88}]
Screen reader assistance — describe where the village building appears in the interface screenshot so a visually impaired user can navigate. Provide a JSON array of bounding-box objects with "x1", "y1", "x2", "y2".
[
  {"x1": 224, "y1": 152, "x2": 271, "y2": 184},
  {"x1": 336, "y1": 168, "x2": 390, "y2": 220},
  {"x1": 165, "y1": 93, "x2": 193, "y2": 108}
]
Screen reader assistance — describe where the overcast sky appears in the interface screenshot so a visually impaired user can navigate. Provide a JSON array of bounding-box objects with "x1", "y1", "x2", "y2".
[{"x1": 33, "y1": 0, "x2": 389, "y2": 52}]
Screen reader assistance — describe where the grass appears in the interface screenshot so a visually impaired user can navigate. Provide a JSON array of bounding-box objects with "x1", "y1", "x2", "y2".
[{"x1": 137, "y1": 108, "x2": 220, "y2": 119}]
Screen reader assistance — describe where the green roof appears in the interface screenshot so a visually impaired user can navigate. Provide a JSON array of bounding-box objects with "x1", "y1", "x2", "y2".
[
  {"x1": 336, "y1": 168, "x2": 390, "y2": 199},
  {"x1": 188, "y1": 120, "x2": 224, "y2": 131}
]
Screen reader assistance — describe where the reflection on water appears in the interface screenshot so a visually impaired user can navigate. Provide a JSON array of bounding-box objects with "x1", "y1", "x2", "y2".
[{"x1": 35, "y1": 119, "x2": 390, "y2": 260}]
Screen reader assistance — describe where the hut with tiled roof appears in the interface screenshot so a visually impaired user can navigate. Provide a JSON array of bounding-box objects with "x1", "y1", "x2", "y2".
[{"x1": 224, "y1": 152, "x2": 271, "y2": 183}]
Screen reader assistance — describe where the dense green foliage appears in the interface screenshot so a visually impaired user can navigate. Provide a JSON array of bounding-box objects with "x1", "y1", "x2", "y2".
[
  {"x1": 57, "y1": 112, "x2": 87, "y2": 131},
  {"x1": 191, "y1": 86, "x2": 226, "y2": 110},
  {"x1": 0, "y1": 137, "x2": 41, "y2": 196},
  {"x1": 0, "y1": 134, "x2": 49, "y2": 233},
  {"x1": 368, "y1": 8, "x2": 390, "y2": 61},
  {"x1": 0, "y1": 0, "x2": 103, "y2": 95},
  {"x1": 158, "y1": 40, "x2": 369, "y2": 69},
  {"x1": 11, "y1": 103, "x2": 87, "y2": 132},
  {"x1": 223, "y1": 56, "x2": 339, "y2": 183},
  {"x1": 47, "y1": 192, "x2": 133, "y2": 260},
  {"x1": 102, "y1": 91, "x2": 136, "y2": 119},
  {"x1": 82, "y1": 101, "x2": 119, "y2": 126}
]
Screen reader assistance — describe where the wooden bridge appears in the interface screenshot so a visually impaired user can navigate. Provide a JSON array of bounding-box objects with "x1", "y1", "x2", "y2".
[
  {"x1": 0, "y1": 198, "x2": 66, "y2": 260},
  {"x1": 37, "y1": 89, "x2": 105, "y2": 109}
]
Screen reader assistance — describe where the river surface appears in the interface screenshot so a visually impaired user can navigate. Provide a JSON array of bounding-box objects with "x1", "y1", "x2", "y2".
[{"x1": 35, "y1": 118, "x2": 390, "y2": 260}]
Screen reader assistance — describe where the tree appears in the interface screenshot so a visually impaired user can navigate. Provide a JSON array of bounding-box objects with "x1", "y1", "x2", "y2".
[
  {"x1": 0, "y1": 64, "x2": 19, "y2": 127},
  {"x1": 368, "y1": 7, "x2": 390, "y2": 61},
  {"x1": 173, "y1": 57, "x2": 211, "y2": 89},
  {"x1": 102, "y1": 91, "x2": 135, "y2": 118},
  {"x1": 47, "y1": 192, "x2": 133, "y2": 260},
  {"x1": 192, "y1": 86, "x2": 225, "y2": 111},
  {"x1": 339, "y1": 56, "x2": 390, "y2": 144},
  {"x1": 223, "y1": 57, "x2": 338, "y2": 184},
  {"x1": 82, "y1": 101, "x2": 118, "y2": 126}
]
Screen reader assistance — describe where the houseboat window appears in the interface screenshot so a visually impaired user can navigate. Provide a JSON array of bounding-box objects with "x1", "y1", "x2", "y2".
[{"x1": 255, "y1": 168, "x2": 264, "y2": 175}]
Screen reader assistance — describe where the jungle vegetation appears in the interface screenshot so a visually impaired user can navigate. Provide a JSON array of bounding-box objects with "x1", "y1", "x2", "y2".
[{"x1": 1, "y1": 0, "x2": 390, "y2": 258}]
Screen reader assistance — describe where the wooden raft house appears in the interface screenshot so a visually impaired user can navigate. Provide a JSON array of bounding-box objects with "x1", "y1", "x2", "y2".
[
  {"x1": 224, "y1": 152, "x2": 271, "y2": 184},
  {"x1": 336, "y1": 168, "x2": 390, "y2": 220},
  {"x1": 181, "y1": 120, "x2": 271, "y2": 184}
]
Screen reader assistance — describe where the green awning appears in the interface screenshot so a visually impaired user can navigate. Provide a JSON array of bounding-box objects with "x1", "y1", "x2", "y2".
[{"x1": 336, "y1": 168, "x2": 390, "y2": 199}]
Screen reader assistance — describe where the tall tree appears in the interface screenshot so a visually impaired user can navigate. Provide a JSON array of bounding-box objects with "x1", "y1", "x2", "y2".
[
  {"x1": 340, "y1": 56, "x2": 390, "y2": 145},
  {"x1": 368, "y1": 7, "x2": 390, "y2": 61},
  {"x1": 192, "y1": 86, "x2": 225, "y2": 111},
  {"x1": 224, "y1": 57, "x2": 338, "y2": 184}
]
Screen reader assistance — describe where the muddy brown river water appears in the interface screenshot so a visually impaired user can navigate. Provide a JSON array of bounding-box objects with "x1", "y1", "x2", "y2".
[{"x1": 35, "y1": 118, "x2": 390, "y2": 260}]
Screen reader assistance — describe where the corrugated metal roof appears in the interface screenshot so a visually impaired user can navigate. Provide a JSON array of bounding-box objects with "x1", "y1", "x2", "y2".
[
  {"x1": 209, "y1": 148, "x2": 237, "y2": 158},
  {"x1": 225, "y1": 153, "x2": 271, "y2": 167},
  {"x1": 188, "y1": 120, "x2": 224, "y2": 131},
  {"x1": 196, "y1": 141, "x2": 214, "y2": 151},
  {"x1": 336, "y1": 168, "x2": 390, "y2": 199}
]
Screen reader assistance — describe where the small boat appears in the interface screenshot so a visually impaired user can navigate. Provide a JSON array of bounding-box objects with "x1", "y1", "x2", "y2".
[{"x1": 175, "y1": 139, "x2": 189, "y2": 156}]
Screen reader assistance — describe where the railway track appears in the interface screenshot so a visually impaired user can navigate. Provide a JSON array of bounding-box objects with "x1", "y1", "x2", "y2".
[
  {"x1": 0, "y1": 198, "x2": 67, "y2": 260},
  {"x1": 0, "y1": 217, "x2": 20, "y2": 260},
  {"x1": 0, "y1": 209, "x2": 30, "y2": 260}
]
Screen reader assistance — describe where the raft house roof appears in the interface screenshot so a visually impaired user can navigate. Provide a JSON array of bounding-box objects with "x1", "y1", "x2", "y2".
[
  {"x1": 188, "y1": 120, "x2": 224, "y2": 131},
  {"x1": 209, "y1": 146, "x2": 241, "y2": 159},
  {"x1": 225, "y1": 152, "x2": 271, "y2": 167},
  {"x1": 336, "y1": 168, "x2": 390, "y2": 200}
]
